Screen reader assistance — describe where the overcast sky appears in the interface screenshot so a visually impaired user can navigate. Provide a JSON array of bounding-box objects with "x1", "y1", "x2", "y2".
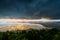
[{"x1": 0, "y1": 0, "x2": 60, "y2": 19}]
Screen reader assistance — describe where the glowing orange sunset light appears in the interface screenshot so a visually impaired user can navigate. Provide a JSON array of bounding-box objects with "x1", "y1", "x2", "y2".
[{"x1": 16, "y1": 24, "x2": 26, "y2": 30}]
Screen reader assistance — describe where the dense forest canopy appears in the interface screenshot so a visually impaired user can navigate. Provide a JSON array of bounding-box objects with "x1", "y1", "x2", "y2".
[{"x1": 0, "y1": 28, "x2": 60, "y2": 40}]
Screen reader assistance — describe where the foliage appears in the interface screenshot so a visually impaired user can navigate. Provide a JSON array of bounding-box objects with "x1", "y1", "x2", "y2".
[{"x1": 0, "y1": 28, "x2": 60, "y2": 40}]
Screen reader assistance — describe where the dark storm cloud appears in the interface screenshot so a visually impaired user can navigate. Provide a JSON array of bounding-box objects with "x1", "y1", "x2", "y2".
[{"x1": 0, "y1": 0, "x2": 60, "y2": 19}]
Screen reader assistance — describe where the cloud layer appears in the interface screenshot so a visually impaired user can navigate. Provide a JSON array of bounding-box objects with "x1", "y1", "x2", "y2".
[{"x1": 0, "y1": 0, "x2": 60, "y2": 19}]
